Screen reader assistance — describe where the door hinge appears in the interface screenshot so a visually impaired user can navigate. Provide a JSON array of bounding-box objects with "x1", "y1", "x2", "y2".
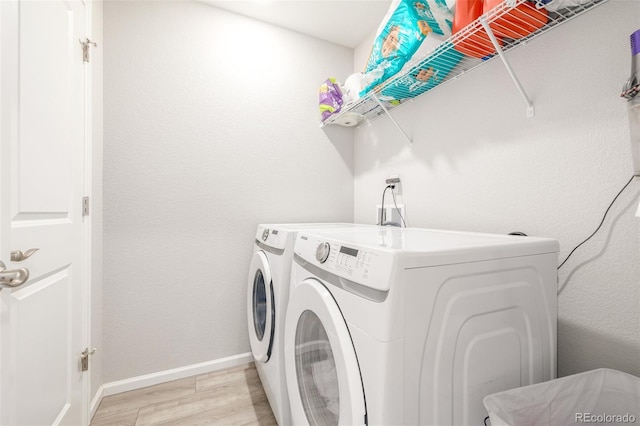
[
  {"x1": 80, "y1": 348, "x2": 96, "y2": 372},
  {"x1": 79, "y1": 38, "x2": 97, "y2": 63},
  {"x1": 82, "y1": 196, "x2": 90, "y2": 216}
]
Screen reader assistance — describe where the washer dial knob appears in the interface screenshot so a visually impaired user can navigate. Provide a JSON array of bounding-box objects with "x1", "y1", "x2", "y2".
[
  {"x1": 261, "y1": 229, "x2": 269, "y2": 242},
  {"x1": 315, "y1": 242, "x2": 331, "y2": 263}
]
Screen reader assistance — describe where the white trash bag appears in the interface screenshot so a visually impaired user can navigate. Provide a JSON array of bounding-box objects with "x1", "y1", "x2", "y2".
[{"x1": 483, "y1": 368, "x2": 640, "y2": 426}]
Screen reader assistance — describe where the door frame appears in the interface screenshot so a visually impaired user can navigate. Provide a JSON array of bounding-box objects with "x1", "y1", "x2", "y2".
[{"x1": 82, "y1": 0, "x2": 95, "y2": 423}]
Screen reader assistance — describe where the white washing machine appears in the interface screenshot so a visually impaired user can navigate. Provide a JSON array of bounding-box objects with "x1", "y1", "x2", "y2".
[
  {"x1": 247, "y1": 223, "x2": 374, "y2": 425},
  {"x1": 284, "y1": 227, "x2": 559, "y2": 425}
]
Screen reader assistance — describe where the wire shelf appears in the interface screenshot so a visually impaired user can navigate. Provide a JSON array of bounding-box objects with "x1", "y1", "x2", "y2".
[{"x1": 321, "y1": 0, "x2": 609, "y2": 128}]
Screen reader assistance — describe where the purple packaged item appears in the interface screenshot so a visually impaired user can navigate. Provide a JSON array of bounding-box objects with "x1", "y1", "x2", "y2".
[
  {"x1": 632, "y1": 29, "x2": 640, "y2": 56},
  {"x1": 622, "y1": 29, "x2": 640, "y2": 100},
  {"x1": 319, "y1": 78, "x2": 343, "y2": 122}
]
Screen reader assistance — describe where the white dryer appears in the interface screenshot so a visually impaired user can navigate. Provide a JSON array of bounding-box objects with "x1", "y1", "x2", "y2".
[
  {"x1": 284, "y1": 227, "x2": 559, "y2": 425},
  {"x1": 247, "y1": 223, "x2": 373, "y2": 425}
]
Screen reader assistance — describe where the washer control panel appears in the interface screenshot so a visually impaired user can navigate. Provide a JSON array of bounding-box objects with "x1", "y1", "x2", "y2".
[{"x1": 296, "y1": 234, "x2": 394, "y2": 292}]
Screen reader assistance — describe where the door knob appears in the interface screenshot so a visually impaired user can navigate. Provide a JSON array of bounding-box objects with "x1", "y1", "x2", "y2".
[
  {"x1": 0, "y1": 260, "x2": 29, "y2": 288},
  {"x1": 11, "y1": 248, "x2": 39, "y2": 262}
]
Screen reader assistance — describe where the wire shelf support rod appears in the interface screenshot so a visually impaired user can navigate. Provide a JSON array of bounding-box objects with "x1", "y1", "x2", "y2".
[{"x1": 479, "y1": 15, "x2": 535, "y2": 117}]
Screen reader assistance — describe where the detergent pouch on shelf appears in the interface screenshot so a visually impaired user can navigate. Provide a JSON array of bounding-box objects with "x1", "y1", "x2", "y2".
[
  {"x1": 360, "y1": 0, "x2": 454, "y2": 98},
  {"x1": 378, "y1": 38, "x2": 463, "y2": 102},
  {"x1": 319, "y1": 78, "x2": 344, "y2": 122}
]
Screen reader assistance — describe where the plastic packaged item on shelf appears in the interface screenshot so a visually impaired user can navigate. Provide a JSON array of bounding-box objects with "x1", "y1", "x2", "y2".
[
  {"x1": 537, "y1": 0, "x2": 594, "y2": 12},
  {"x1": 360, "y1": 0, "x2": 454, "y2": 97},
  {"x1": 452, "y1": 0, "x2": 502, "y2": 58},
  {"x1": 342, "y1": 72, "x2": 365, "y2": 104},
  {"x1": 319, "y1": 78, "x2": 343, "y2": 122},
  {"x1": 360, "y1": 68, "x2": 384, "y2": 94},
  {"x1": 378, "y1": 40, "x2": 464, "y2": 101},
  {"x1": 484, "y1": 0, "x2": 548, "y2": 39}
]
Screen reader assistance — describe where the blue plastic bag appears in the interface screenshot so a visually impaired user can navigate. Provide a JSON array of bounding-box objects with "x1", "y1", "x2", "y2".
[
  {"x1": 378, "y1": 40, "x2": 463, "y2": 101},
  {"x1": 361, "y1": 0, "x2": 453, "y2": 97}
]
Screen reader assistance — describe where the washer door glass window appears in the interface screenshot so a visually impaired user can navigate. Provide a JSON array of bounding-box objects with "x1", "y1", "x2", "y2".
[
  {"x1": 285, "y1": 279, "x2": 367, "y2": 425},
  {"x1": 253, "y1": 269, "x2": 268, "y2": 340},
  {"x1": 295, "y1": 310, "x2": 340, "y2": 425},
  {"x1": 247, "y1": 251, "x2": 274, "y2": 363}
]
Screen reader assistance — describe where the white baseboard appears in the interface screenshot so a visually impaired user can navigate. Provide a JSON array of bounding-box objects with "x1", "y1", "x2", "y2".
[
  {"x1": 99, "y1": 352, "x2": 253, "y2": 398},
  {"x1": 89, "y1": 385, "x2": 104, "y2": 419}
]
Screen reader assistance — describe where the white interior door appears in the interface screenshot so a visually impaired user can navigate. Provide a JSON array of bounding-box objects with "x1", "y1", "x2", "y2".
[{"x1": 0, "y1": 0, "x2": 88, "y2": 425}]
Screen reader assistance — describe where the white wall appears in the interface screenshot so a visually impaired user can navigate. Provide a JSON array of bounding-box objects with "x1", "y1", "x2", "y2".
[
  {"x1": 353, "y1": 0, "x2": 640, "y2": 377},
  {"x1": 103, "y1": 1, "x2": 354, "y2": 382}
]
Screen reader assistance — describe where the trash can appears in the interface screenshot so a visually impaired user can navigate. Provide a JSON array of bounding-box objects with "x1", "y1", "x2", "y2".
[{"x1": 483, "y1": 368, "x2": 640, "y2": 426}]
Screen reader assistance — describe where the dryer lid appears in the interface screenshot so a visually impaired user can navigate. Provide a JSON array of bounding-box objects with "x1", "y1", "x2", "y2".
[{"x1": 297, "y1": 227, "x2": 558, "y2": 265}]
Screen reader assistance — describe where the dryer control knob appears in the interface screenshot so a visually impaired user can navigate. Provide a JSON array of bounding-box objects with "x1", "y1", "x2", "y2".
[
  {"x1": 315, "y1": 242, "x2": 331, "y2": 263},
  {"x1": 262, "y1": 229, "x2": 269, "y2": 242}
]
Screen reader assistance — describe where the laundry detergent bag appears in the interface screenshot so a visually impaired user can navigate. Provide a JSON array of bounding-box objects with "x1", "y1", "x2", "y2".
[
  {"x1": 360, "y1": 0, "x2": 453, "y2": 97},
  {"x1": 319, "y1": 78, "x2": 344, "y2": 122}
]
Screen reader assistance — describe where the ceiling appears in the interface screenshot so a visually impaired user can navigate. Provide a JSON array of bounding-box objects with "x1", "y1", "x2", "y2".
[{"x1": 201, "y1": 0, "x2": 392, "y2": 48}]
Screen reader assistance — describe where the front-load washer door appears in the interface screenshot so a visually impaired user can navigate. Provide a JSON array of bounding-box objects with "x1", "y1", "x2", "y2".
[
  {"x1": 285, "y1": 279, "x2": 367, "y2": 426},
  {"x1": 247, "y1": 250, "x2": 275, "y2": 363}
]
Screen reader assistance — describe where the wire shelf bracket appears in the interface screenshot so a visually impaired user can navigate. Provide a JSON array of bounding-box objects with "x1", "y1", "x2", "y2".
[
  {"x1": 479, "y1": 16, "x2": 535, "y2": 118},
  {"x1": 372, "y1": 94, "x2": 414, "y2": 148}
]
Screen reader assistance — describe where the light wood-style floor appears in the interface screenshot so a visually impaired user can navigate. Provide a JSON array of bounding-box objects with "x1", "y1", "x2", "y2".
[{"x1": 91, "y1": 363, "x2": 278, "y2": 426}]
